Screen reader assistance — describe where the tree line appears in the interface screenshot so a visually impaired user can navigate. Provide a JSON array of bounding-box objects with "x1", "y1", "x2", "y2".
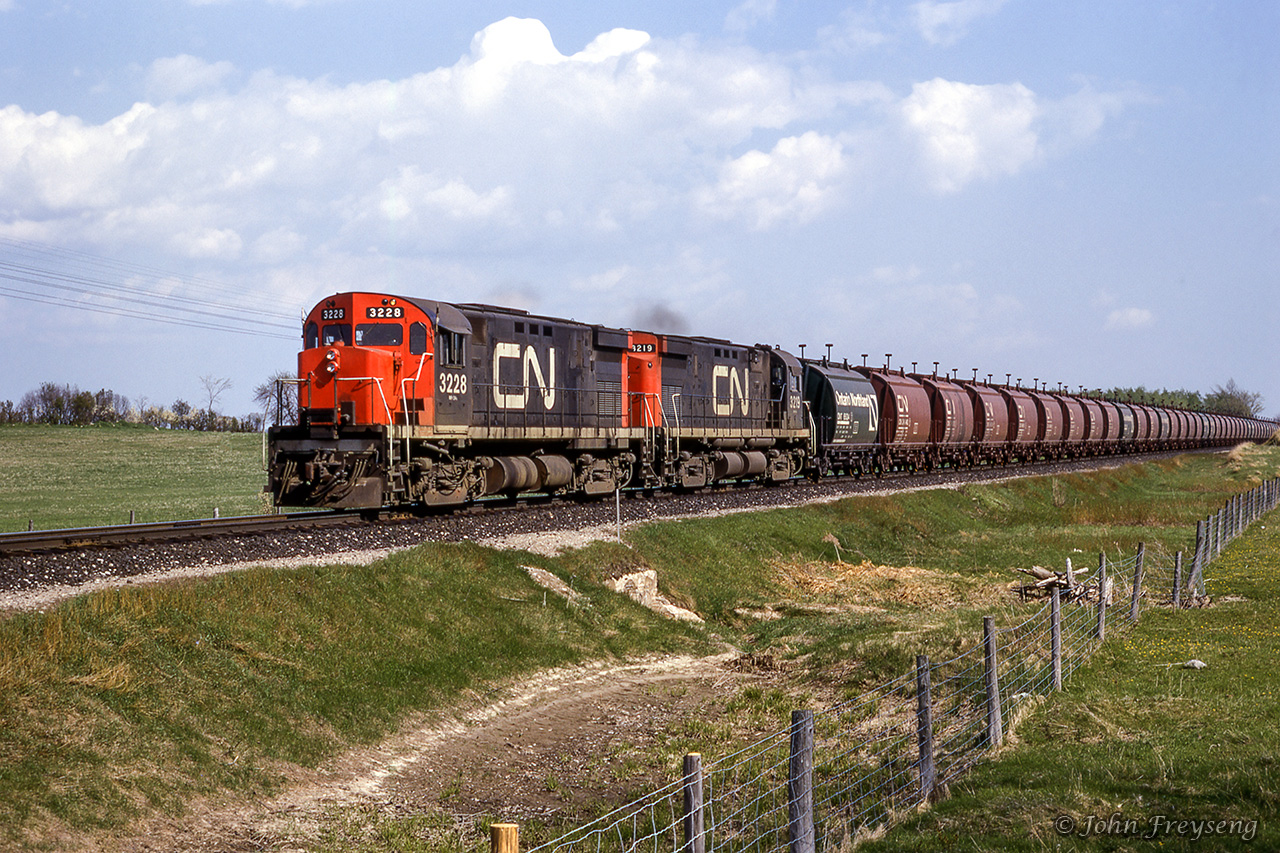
[
  {"x1": 1099, "y1": 379, "x2": 1268, "y2": 419},
  {"x1": 0, "y1": 381, "x2": 263, "y2": 431}
]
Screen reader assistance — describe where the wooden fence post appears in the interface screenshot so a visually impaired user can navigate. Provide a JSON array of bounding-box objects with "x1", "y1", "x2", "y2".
[
  {"x1": 1095, "y1": 553, "x2": 1107, "y2": 641},
  {"x1": 915, "y1": 656, "x2": 936, "y2": 804},
  {"x1": 983, "y1": 616, "x2": 1004, "y2": 747},
  {"x1": 491, "y1": 823, "x2": 519, "y2": 853},
  {"x1": 683, "y1": 753, "x2": 705, "y2": 853},
  {"x1": 1129, "y1": 542, "x2": 1145, "y2": 623},
  {"x1": 788, "y1": 711, "x2": 815, "y2": 853},
  {"x1": 1209, "y1": 509, "x2": 1217, "y2": 559},
  {"x1": 1190, "y1": 520, "x2": 1205, "y2": 598},
  {"x1": 1051, "y1": 587, "x2": 1062, "y2": 691},
  {"x1": 1172, "y1": 551, "x2": 1182, "y2": 609},
  {"x1": 1216, "y1": 508, "x2": 1224, "y2": 557}
]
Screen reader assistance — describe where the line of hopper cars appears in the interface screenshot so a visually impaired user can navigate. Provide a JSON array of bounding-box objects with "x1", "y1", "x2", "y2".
[{"x1": 266, "y1": 291, "x2": 1277, "y2": 509}]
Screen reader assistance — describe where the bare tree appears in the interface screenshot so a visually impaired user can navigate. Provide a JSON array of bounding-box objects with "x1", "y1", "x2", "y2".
[
  {"x1": 1206, "y1": 378, "x2": 1264, "y2": 418},
  {"x1": 253, "y1": 370, "x2": 298, "y2": 426},
  {"x1": 199, "y1": 375, "x2": 233, "y2": 414}
]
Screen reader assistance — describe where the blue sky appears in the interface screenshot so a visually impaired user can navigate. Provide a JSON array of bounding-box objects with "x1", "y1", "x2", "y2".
[{"x1": 1, "y1": 0, "x2": 1277, "y2": 418}]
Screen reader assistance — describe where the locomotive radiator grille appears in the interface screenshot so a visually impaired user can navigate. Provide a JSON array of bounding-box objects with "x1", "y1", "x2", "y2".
[{"x1": 598, "y1": 380, "x2": 621, "y2": 419}]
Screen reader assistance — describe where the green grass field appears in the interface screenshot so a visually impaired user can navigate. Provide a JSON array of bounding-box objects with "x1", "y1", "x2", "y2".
[
  {"x1": 861, "y1": 487, "x2": 1280, "y2": 852},
  {"x1": 0, "y1": 424, "x2": 267, "y2": 531},
  {"x1": 0, "y1": 433, "x2": 1276, "y2": 850}
]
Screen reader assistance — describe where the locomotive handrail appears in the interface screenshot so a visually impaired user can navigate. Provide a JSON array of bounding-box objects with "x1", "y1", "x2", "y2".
[
  {"x1": 334, "y1": 375, "x2": 394, "y2": 426},
  {"x1": 671, "y1": 393, "x2": 682, "y2": 459},
  {"x1": 399, "y1": 353, "x2": 431, "y2": 466},
  {"x1": 802, "y1": 399, "x2": 818, "y2": 456},
  {"x1": 267, "y1": 376, "x2": 307, "y2": 466}
]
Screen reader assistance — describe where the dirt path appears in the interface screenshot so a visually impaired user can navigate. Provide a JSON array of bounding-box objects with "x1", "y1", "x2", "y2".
[{"x1": 116, "y1": 651, "x2": 743, "y2": 852}]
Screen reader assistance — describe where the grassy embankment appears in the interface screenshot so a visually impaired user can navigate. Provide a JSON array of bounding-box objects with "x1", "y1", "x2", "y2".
[
  {"x1": 862, "y1": 473, "x2": 1280, "y2": 852},
  {"x1": 0, "y1": 424, "x2": 267, "y2": 532},
  {"x1": 0, "y1": 429, "x2": 1276, "y2": 850},
  {"x1": 0, "y1": 546, "x2": 709, "y2": 849}
]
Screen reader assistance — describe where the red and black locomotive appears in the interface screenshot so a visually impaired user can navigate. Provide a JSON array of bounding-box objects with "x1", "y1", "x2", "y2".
[{"x1": 266, "y1": 291, "x2": 1277, "y2": 509}]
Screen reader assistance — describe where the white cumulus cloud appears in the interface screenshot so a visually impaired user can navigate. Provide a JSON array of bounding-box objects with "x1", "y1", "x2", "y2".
[
  {"x1": 0, "y1": 13, "x2": 1135, "y2": 293},
  {"x1": 912, "y1": 0, "x2": 1009, "y2": 46},
  {"x1": 901, "y1": 77, "x2": 1040, "y2": 192},
  {"x1": 0, "y1": 17, "x2": 878, "y2": 264},
  {"x1": 698, "y1": 132, "x2": 847, "y2": 229},
  {"x1": 725, "y1": 0, "x2": 778, "y2": 33},
  {"x1": 146, "y1": 55, "x2": 237, "y2": 100},
  {"x1": 1106, "y1": 307, "x2": 1154, "y2": 330},
  {"x1": 373, "y1": 166, "x2": 512, "y2": 224}
]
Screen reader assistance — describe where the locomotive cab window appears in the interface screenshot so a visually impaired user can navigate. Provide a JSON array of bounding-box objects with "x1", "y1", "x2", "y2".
[
  {"x1": 409, "y1": 322, "x2": 428, "y2": 355},
  {"x1": 321, "y1": 324, "x2": 351, "y2": 346},
  {"x1": 305, "y1": 322, "x2": 319, "y2": 349},
  {"x1": 439, "y1": 329, "x2": 466, "y2": 367},
  {"x1": 355, "y1": 323, "x2": 404, "y2": 347}
]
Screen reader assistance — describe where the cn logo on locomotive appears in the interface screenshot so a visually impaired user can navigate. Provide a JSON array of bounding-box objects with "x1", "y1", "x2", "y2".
[
  {"x1": 492, "y1": 343, "x2": 557, "y2": 410},
  {"x1": 712, "y1": 365, "x2": 749, "y2": 417}
]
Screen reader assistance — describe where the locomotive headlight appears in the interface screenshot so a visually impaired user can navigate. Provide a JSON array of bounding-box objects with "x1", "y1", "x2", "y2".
[{"x1": 325, "y1": 350, "x2": 337, "y2": 361}]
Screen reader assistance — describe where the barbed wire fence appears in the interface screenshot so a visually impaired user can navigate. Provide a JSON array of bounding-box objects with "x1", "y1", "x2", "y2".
[{"x1": 487, "y1": 475, "x2": 1280, "y2": 853}]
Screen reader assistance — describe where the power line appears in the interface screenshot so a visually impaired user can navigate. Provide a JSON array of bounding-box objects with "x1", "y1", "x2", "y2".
[
  {"x1": 0, "y1": 237, "x2": 302, "y2": 340},
  {"x1": 0, "y1": 284, "x2": 294, "y2": 338}
]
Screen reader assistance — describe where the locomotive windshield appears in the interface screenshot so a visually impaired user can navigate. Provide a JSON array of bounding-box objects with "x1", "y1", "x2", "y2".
[
  {"x1": 409, "y1": 322, "x2": 428, "y2": 354},
  {"x1": 321, "y1": 324, "x2": 351, "y2": 346},
  {"x1": 355, "y1": 323, "x2": 403, "y2": 347}
]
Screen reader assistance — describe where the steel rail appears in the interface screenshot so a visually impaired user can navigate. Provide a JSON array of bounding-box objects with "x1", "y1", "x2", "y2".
[{"x1": 0, "y1": 509, "x2": 369, "y2": 556}]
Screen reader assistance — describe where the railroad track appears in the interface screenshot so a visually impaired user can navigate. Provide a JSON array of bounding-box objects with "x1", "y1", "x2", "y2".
[
  {"x1": 0, "y1": 449, "x2": 1215, "y2": 561},
  {"x1": 0, "y1": 509, "x2": 370, "y2": 556}
]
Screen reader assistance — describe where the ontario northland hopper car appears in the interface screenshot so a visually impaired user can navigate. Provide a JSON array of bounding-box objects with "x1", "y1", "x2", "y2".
[{"x1": 266, "y1": 291, "x2": 1277, "y2": 510}]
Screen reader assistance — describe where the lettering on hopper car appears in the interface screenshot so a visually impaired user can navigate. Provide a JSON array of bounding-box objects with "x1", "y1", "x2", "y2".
[
  {"x1": 894, "y1": 394, "x2": 913, "y2": 440},
  {"x1": 832, "y1": 391, "x2": 879, "y2": 433},
  {"x1": 712, "y1": 365, "x2": 749, "y2": 417},
  {"x1": 493, "y1": 343, "x2": 557, "y2": 410}
]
